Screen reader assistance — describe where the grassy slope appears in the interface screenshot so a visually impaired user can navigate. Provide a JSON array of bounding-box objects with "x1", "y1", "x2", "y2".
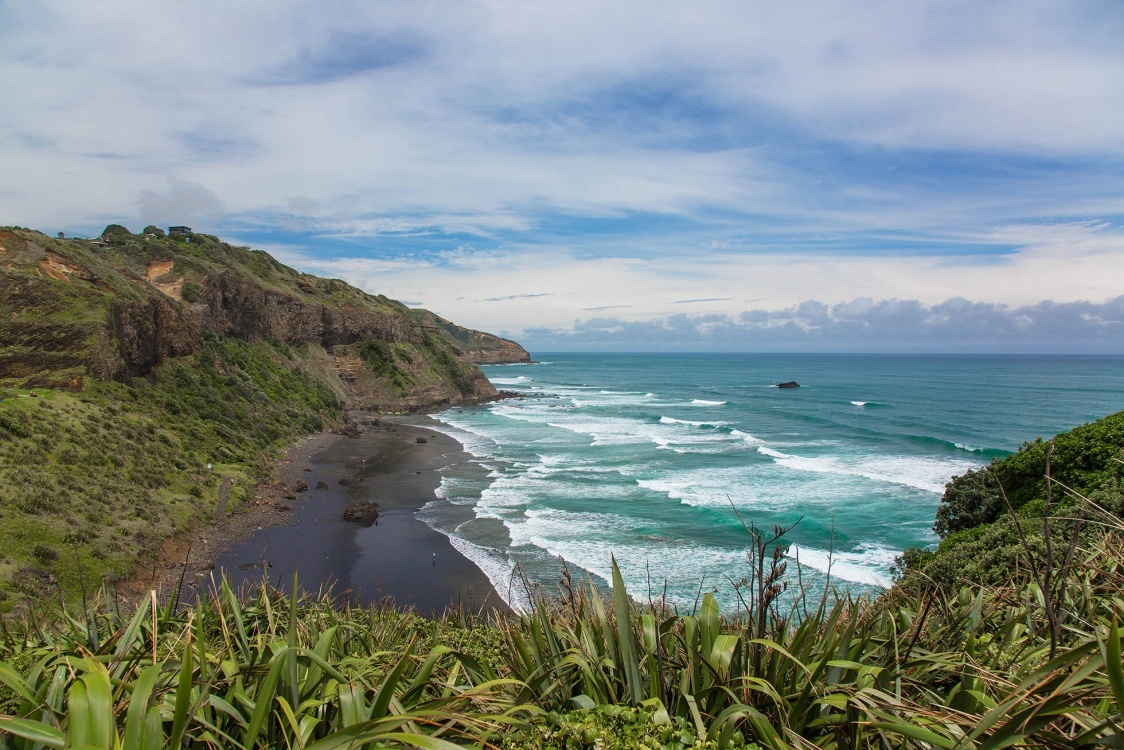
[
  {"x1": 0, "y1": 225, "x2": 512, "y2": 609},
  {"x1": 0, "y1": 337, "x2": 343, "y2": 612}
]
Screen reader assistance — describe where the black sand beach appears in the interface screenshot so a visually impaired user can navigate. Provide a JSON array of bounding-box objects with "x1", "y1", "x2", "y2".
[{"x1": 183, "y1": 418, "x2": 507, "y2": 614}]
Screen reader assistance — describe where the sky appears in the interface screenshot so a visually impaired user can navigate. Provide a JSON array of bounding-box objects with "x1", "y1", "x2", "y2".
[{"x1": 2, "y1": 1, "x2": 1123, "y2": 353}]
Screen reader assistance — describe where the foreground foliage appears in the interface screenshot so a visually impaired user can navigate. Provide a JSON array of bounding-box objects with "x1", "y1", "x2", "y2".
[{"x1": 2, "y1": 516, "x2": 1124, "y2": 748}]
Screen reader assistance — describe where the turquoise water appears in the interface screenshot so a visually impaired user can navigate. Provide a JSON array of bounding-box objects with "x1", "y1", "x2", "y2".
[{"x1": 416, "y1": 354, "x2": 1124, "y2": 612}]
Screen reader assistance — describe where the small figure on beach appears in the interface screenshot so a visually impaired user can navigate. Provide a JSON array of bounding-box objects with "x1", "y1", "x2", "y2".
[{"x1": 432, "y1": 552, "x2": 436, "y2": 566}]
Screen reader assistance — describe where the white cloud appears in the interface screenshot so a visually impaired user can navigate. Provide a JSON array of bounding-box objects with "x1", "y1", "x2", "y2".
[
  {"x1": 1, "y1": 2, "x2": 1122, "y2": 351},
  {"x1": 256, "y1": 220, "x2": 1124, "y2": 343},
  {"x1": 137, "y1": 178, "x2": 224, "y2": 227},
  {"x1": 521, "y1": 295, "x2": 1124, "y2": 353}
]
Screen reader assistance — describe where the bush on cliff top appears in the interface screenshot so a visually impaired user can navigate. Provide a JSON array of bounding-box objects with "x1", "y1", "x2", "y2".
[{"x1": 900, "y1": 410, "x2": 1124, "y2": 589}]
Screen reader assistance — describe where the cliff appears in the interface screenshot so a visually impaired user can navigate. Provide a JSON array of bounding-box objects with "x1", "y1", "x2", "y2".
[
  {"x1": 0, "y1": 226, "x2": 520, "y2": 411},
  {"x1": 412, "y1": 309, "x2": 532, "y2": 364}
]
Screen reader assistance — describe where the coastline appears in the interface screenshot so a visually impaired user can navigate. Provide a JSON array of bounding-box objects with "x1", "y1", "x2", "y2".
[{"x1": 132, "y1": 415, "x2": 510, "y2": 615}]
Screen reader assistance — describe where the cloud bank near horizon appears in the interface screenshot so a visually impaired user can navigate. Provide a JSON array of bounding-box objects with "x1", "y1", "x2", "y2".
[
  {"x1": 1, "y1": 1, "x2": 1122, "y2": 351},
  {"x1": 518, "y1": 295, "x2": 1124, "y2": 353}
]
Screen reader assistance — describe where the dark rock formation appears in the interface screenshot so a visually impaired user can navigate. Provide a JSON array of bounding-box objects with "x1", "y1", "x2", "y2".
[
  {"x1": 777, "y1": 381, "x2": 800, "y2": 389},
  {"x1": 342, "y1": 500, "x2": 380, "y2": 526},
  {"x1": 333, "y1": 422, "x2": 362, "y2": 439}
]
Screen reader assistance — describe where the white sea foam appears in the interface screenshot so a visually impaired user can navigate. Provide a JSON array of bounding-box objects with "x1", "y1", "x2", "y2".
[
  {"x1": 786, "y1": 543, "x2": 897, "y2": 588},
  {"x1": 690, "y1": 399, "x2": 727, "y2": 406},
  {"x1": 425, "y1": 419, "x2": 500, "y2": 459},
  {"x1": 659, "y1": 416, "x2": 731, "y2": 428},
  {"x1": 443, "y1": 533, "x2": 531, "y2": 613},
  {"x1": 729, "y1": 429, "x2": 763, "y2": 446},
  {"x1": 635, "y1": 468, "x2": 787, "y2": 509},
  {"x1": 756, "y1": 446, "x2": 790, "y2": 459},
  {"x1": 504, "y1": 507, "x2": 750, "y2": 608},
  {"x1": 756, "y1": 447, "x2": 974, "y2": 494},
  {"x1": 851, "y1": 401, "x2": 868, "y2": 407},
  {"x1": 490, "y1": 376, "x2": 532, "y2": 386}
]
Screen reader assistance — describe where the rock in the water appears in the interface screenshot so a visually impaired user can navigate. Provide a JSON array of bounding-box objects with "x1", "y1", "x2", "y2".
[
  {"x1": 338, "y1": 477, "x2": 351, "y2": 487},
  {"x1": 342, "y1": 500, "x2": 380, "y2": 526},
  {"x1": 316, "y1": 481, "x2": 328, "y2": 490},
  {"x1": 777, "y1": 381, "x2": 800, "y2": 389}
]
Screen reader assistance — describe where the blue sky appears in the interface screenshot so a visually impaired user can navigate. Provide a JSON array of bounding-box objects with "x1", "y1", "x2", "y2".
[{"x1": 2, "y1": 1, "x2": 1123, "y2": 352}]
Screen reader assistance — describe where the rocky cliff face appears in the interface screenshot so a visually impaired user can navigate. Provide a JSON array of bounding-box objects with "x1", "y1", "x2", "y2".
[
  {"x1": 412, "y1": 309, "x2": 531, "y2": 364},
  {"x1": 0, "y1": 227, "x2": 512, "y2": 410}
]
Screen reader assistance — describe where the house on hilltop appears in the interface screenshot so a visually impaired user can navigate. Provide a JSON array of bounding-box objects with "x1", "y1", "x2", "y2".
[{"x1": 168, "y1": 225, "x2": 192, "y2": 235}]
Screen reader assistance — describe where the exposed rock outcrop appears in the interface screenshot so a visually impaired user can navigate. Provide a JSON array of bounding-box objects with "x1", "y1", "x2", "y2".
[
  {"x1": 0, "y1": 227, "x2": 515, "y2": 411},
  {"x1": 412, "y1": 309, "x2": 531, "y2": 364}
]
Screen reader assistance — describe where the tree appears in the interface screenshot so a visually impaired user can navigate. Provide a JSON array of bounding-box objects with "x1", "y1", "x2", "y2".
[{"x1": 933, "y1": 468, "x2": 1003, "y2": 537}]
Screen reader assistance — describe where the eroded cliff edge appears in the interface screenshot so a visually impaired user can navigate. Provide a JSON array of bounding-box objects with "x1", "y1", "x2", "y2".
[{"x1": 0, "y1": 226, "x2": 524, "y2": 411}]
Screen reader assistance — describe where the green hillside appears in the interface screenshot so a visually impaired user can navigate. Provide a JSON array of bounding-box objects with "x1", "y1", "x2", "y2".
[{"x1": 0, "y1": 224, "x2": 517, "y2": 611}]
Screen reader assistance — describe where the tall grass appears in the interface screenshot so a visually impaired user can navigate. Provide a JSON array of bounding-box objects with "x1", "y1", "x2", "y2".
[{"x1": 1, "y1": 517, "x2": 1123, "y2": 747}]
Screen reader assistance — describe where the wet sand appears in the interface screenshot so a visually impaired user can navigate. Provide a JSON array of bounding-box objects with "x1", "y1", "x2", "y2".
[{"x1": 191, "y1": 418, "x2": 507, "y2": 614}]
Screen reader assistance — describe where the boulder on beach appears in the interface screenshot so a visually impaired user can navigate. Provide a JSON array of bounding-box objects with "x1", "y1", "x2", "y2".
[
  {"x1": 342, "y1": 500, "x2": 380, "y2": 526},
  {"x1": 316, "y1": 481, "x2": 328, "y2": 490},
  {"x1": 416, "y1": 437, "x2": 427, "y2": 444},
  {"x1": 333, "y1": 422, "x2": 362, "y2": 439},
  {"x1": 777, "y1": 381, "x2": 800, "y2": 389},
  {"x1": 294, "y1": 480, "x2": 309, "y2": 492},
  {"x1": 338, "y1": 477, "x2": 351, "y2": 487}
]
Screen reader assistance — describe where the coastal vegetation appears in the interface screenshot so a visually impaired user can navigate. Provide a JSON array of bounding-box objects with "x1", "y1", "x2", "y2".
[
  {"x1": 0, "y1": 412, "x2": 1122, "y2": 746},
  {"x1": 898, "y1": 410, "x2": 1124, "y2": 590},
  {"x1": 0, "y1": 224, "x2": 526, "y2": 612},
  {"x1": 2, "y1": 224, "x2": 1123, "y2": 746},
  {"x1": 1, "y1": 518, "x2": 1123, "y2": 748}
]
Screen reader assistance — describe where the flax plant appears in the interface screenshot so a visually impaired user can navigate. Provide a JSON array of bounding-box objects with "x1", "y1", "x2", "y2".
[{"x1": 2, "y1": 509, "x2": 1124, "y2": 748}]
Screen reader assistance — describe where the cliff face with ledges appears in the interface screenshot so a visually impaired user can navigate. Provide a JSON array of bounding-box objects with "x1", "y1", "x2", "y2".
[
  {"x1": 412, "y1": 309, "x2": 531, "y2": 364},
  {"x1": 0, "y1": 227, "x2": 511, "y2": 410}
]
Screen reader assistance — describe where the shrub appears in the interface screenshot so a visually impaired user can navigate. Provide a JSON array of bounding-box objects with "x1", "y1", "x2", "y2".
[{"x1": 502, "y1": 706, "x2": 757, "y2": 749}]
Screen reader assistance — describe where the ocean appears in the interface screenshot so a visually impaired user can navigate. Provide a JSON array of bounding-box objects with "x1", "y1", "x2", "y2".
[{"x1": 415, "y1": 354, "x2": 1124, "y2": 613}]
